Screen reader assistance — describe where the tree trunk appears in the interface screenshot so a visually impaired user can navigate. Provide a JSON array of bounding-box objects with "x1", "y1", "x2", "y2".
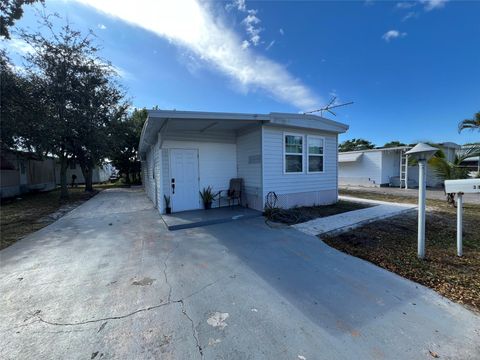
[
  {"x1": 80, "y1": 163, "x2": 94, "y2": 192},
  {"x1": 59, "y1": 155, "x2": 69, "y2": 199},
  {"x1": 125, "y1": 171, "x2": 131, "y2": 184}
]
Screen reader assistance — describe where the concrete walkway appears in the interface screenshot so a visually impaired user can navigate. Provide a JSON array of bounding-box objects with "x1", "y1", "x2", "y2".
[
  {"x1": 1, "y1": 188, "x2": 479, "y2": 359},
  {"x1": 341, "y1": 185, "x2": 480, "y2": 205},
  {"x1": 293, "y1": 196, "x2": 416, "y2": 236}
]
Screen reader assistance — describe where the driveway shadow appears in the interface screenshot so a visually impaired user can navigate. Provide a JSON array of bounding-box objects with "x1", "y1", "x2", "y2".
[{"x1": 201, "y1": 217, "x2": 426, "y2": 337}]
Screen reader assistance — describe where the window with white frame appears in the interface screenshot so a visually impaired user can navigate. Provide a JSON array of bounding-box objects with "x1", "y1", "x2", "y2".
[
  {"x1": 307, "y1": 136, "x2": 324, "y2": 173},
  {"x1": 284, "y1": 133, "x2": 303, "y2": 173}
]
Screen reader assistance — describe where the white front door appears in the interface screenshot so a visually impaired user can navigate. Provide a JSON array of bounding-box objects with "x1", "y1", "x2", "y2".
[{"x1": 170, "y1": 149, "x2": 200, "y2": 212}]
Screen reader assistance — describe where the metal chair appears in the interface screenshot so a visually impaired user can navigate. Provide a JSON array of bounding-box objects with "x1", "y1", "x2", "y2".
[{"x1": 217, "y1": 178, "x2": 243, "y2": 208}]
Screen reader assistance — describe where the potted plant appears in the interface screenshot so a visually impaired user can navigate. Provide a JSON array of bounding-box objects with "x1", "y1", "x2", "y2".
[
  {"x1": 164, "y1": 195, "x2": 172, "y2": 214},
  {"x1": 199, "y1": 186, "x2": 216, "y2": 210}
]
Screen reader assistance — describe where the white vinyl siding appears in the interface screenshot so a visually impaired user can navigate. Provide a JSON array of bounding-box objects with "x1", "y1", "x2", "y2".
[
  {"x1": 236, "y1": 128, "x2": 263, "y2": 210},
  {"x1": 160, "y1": 132, "x2": 237, "y2": 211},
  {"x1": 263, "y1": 126, "x2": 338, "y2": 198},
  {"x1": 338, "y1": 151, "x2": 383, "y2": 186}
]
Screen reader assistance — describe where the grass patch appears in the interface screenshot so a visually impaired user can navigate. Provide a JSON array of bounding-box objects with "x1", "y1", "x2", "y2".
[
  {"x1": 265, "y1": 200, "x2": 371, "y2": 225},
  {"x1": 326, "y1": 191, "x2": 480, "y2": 312},
  {"x1": 0, "y1": 186, "x2": 101, "y2": 250}
]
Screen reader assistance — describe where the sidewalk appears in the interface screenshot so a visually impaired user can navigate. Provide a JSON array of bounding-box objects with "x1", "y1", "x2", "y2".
[
  {"x1": 340, "y1": 185, "x2": 480, "y2": 205},
  {"x1": 292, "y1": 196, "x2": 416, "y2": 236}
]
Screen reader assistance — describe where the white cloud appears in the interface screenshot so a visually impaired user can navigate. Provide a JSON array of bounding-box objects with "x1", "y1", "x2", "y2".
[
  {"x1": 265, "y1": 40, "x2": 275, "y2": 51},
  {"x1": 402, "y1": 11, "x2": 418, "y2": 21},
  {"x1": 279, "y1": 28, "x2": 284, "y2": 36},
  {"x1": 382, "y1": 30, "x2": 407, "y2": 42},
  {"x1": 1, "y1": 36, "x2": 34, "y2": 55},
  {"x1": 228, "y1": 1, "x2": 263, "y2": 48},
  {"x1": 396, "y1": 2, "x2": 416, "y2": 9},
  {"x1": 75, "y1": 0, "x2": 320, "y2": 109},
  {"x1": 242, "y1": 10, "x2": 261, "y2": 46},
  {"x1": 98, "y1": 23, "x2": 107, "y2": 30},
  {"x1": 226, "y1": 0, "x2": 246, "y2": 12},
  {"x1": 421, "y1": 0, "x2": 448, "y2": 11}
]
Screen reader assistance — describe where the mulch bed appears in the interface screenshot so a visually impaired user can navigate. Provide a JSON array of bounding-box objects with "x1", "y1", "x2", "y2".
[{"x1": 264, "y1": 200, "x2": 371, "y2": 225}]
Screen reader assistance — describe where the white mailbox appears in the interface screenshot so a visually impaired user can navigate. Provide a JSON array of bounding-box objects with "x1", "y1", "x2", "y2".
[
  {"x1": 444, "y1": 178, "x2": 480, "y2": 257},
  {"x1": 444, "y1": 179, "x2": 480, "y2": 194}
]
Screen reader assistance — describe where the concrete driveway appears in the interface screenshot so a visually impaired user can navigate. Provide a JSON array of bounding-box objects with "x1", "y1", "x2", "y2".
[{"x1": 1, "y1": 188, "x2": 479, "y2": 359}]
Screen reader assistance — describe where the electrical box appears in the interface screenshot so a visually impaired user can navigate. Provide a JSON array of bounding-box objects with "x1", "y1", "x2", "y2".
[{"x1": 444, "y1": 179, "x2": 480, "y2": 194}]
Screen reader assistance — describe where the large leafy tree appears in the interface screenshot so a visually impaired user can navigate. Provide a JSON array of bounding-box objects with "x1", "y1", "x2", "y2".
[
  {"x1": 0, "y1": 0, "x2": 43, "y2": 39},
  {"x1": 339, "y1": 138, "x2": 375, "y2": 152},
  {"x1": 458, "y1": 111, "x2": 480, "y2": 133},
  {"x1": 0, "y1": 50, "x2": 45, "y2": 151},
  {"x1": 19, "y1": 16, "x2": 125, "y2": 198},
  {"x1": 71, "y1": 58, "x2": 127, "y2": 191},
  {"x1": 383, "y1": 140, "x2": 406, "y2": 148},
  {"x1": 109, "y1": 108, "x2": 147, "y2": 184}
]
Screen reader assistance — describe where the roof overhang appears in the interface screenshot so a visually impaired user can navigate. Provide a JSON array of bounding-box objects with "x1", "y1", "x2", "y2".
[
  {"x1": 139, "y1": 110, "x2": 349, "y2": 155},
  {"x1": 339, "y1": 152, "x2": 363, "y2": 163}
]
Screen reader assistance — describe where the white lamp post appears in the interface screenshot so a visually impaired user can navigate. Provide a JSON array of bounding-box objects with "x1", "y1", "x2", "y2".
[{"x1": 405, "y1": 143, "x2": 439, "y2": 259}]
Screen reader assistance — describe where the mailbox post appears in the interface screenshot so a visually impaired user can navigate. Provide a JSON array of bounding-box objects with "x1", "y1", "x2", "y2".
[
  {"x1": 405, "y1": 143, "x2": 439, "y2": 259},
  {"x1": 457, "y1": 192, "x2": 463, "y2": 257},
  {"x1": 445, "y1": 179, "x2": 480, "y2": 257}
]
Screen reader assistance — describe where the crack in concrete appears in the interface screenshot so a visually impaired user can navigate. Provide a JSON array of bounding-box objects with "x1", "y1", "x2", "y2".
[
  {"x1": 35, "y1": 301, "x2": 176, "y2": 326},
  {"x1": 163, "y1": 242, "x2": 180, "y2": 302},
  {"x1": 179, "y1": 299, "x2": 203, "y2": 359},
  {"x1": 33, "y1": 299, "x2": 204, "y2": 359}
]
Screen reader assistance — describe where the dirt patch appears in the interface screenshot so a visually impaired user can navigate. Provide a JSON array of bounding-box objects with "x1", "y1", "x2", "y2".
[
  {"x1": 265, "y1": 200, "x2": 371, "y2": 225},
  {"x1": 323, "y1": 196, "x2": 480, "y2": 312},
  {"x1": 0, "y1": 187, "x2": 99, "y2": 250}
]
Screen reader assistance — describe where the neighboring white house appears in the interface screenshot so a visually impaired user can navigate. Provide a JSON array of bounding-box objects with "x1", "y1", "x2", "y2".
[
  {"x1": 55, "y1": 162, "x2": 113, "y2": 185},
  {"x1": 338, "y1": 142, "x2": 461, "y2": 188},
  {"x1": 1, "y1": 149, "x2": 56, "y2": 199},
  {"x1": 139, "y1": 110, "x2": 349, "y2": 213}
]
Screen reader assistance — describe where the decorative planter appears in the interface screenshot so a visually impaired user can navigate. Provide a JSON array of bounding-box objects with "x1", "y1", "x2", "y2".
[
  {"x1": 204, "y1": 202, "x2": 212, "y2": 210},
  {"x1": 165, "y1": 207, "x2": 172, "y2": 214}
]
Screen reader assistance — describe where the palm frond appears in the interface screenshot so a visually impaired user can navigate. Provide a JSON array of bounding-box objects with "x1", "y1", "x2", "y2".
[{"x1": 458, "y1": 112, "x2": 480, "y2": 133}]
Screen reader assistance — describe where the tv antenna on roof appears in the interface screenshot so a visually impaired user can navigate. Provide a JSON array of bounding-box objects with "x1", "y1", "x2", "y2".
[{"x1": 303, "y1": 97, "x2": 354, "y2": 117}]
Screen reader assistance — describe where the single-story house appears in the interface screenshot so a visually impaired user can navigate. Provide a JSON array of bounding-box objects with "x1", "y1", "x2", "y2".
[
  {"x1": 139, "y1": 110, "x2": 349, "y2": 213},
  {"x1": 338, "y1": 142, "x2": 461, "y2": 188},
  {"x1": 54, "y1": 162, "x2": 113, "y2": 185},
  {"x1": 0, "y1": 149, "x2": 56, "y2": 199}
]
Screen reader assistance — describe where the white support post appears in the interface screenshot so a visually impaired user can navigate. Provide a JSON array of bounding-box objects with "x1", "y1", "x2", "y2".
[
  {"x1": 405, "y1": 154, "x2": 409, "y2": 189},
  {"x1": 399, "y1": 151, "x2": 403, "y2": 189},
  {"x1": 417, "y1": 159, "x2": 426, "y2": 259},
  {"x1": 457, "y1": 192, "x2": 463, "y2": 257}
]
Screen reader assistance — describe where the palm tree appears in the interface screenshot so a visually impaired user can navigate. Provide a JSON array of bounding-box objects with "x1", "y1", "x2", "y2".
[
  {"x1": 458, "y1": 111, "x2": 480, "y2": 132},
  {"x1": 429, "y1": 144, "x2": 480, "y2": 204}
]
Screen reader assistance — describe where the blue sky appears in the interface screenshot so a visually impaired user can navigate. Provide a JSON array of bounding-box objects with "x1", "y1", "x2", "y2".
[{"x1": 3, "y1": 0, "x2": 479, "y2": 146}]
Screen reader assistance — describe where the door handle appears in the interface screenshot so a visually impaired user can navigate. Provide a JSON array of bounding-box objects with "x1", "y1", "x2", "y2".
[{"x1": 171, "y1": 179, "x2": 175, "y2": 194}]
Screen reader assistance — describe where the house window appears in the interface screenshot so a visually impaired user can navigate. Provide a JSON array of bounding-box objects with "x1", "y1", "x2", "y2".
[
  {"x1": 307, "y1": 136, "x2": 324, "y2": 173},
  {"x1": 284, "y1": 133, "x2": 303, "y2": 173}
]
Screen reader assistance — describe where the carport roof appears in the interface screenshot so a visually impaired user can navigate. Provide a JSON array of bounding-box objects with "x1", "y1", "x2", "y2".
[
  {"x1": 338, "y1": 152, "x2": 363, "y2": 162},
  {"x1": 139, "y1": 110, "x2": 349, "y2": 155}
]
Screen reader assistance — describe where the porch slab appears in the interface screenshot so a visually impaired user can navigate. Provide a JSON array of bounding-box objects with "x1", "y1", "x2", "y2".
[{"x1": 162, "y1": 206, "x2": 263, "y2": 230}]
